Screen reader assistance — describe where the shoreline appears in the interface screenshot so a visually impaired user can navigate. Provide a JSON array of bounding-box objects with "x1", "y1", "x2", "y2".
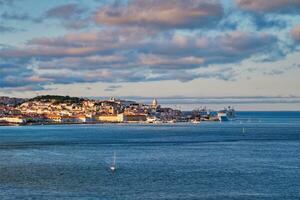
[{"x1": 0, "y1": 121, "x2": 207, "y2": 127}]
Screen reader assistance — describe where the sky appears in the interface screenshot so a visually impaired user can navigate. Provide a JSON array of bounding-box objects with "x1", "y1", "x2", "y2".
[{"x1": 0, "y1": 0, "x2": 300, "y2": 110}]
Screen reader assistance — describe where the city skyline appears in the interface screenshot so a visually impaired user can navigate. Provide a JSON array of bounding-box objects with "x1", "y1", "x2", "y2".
[{"x1": 0, "y1": 0, "x2": 300, "y2": 110}]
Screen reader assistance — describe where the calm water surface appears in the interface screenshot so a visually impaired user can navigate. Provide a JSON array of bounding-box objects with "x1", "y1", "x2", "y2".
[{"x1": 0, "y1": 112, "x2": 300, "y2": 199}]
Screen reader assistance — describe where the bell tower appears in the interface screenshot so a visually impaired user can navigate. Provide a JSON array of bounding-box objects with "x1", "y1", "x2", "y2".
[{"x1": 151, "y1": 98, "x2": 158, "y2": 109}]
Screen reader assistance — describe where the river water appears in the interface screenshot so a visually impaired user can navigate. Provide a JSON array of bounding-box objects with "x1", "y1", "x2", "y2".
[{"x1": 0, "y1": 112, "x2": 299, "y2": 199}]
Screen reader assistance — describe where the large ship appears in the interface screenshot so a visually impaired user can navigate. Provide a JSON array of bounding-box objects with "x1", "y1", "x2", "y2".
[
  {"x1": 217, "y1": 107, "x2": 236, "y2": 122},
  {"x1": 226, "y1": 106, "x2": 236, "y2": 119},
  {"x1": 217, "y1": 112, "x2": 229, "y2": 122}
]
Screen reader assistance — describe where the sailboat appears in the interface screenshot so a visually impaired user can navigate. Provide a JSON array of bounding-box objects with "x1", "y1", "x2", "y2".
[
  {"x1": 242, "y1": 128, "x2": 246, "y2": 134},
  {"x1": 110, "y1": 152, "x2": 116, "y2": 172}
]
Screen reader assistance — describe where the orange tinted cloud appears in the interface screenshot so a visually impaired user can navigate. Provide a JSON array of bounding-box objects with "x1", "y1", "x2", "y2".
[
  {"x1": 291, "y1": 25, "x2": 300, "y2": 41},
  {"x1": 94, "y1": 0, "x2": 223, "y2": 29},
  {"x1": 236, "y1": 0, "x2": 300, "y2": 12}
]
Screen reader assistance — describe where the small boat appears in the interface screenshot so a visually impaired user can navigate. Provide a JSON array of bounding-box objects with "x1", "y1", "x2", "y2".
[
  {"x1": 242, "y1": 128, "x2": 246, "y2": 134},
  {"x1": 167, "y1": 119, "x2": 177, "y2": 123},
  {"x1": 110, "y1": 152, "x2": 116, "y2": 172},
  {"x1": 191, "y1": 119, "x2": 201, "y2": 124}
]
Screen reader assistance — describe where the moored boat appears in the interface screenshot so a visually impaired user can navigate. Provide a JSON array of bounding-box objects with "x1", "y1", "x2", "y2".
[{"x1": 217, "y1": 112, "x2": 229, "y2": 122}]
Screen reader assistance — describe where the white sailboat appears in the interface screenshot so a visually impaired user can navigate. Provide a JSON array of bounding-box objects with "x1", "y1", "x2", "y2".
[
  {"x1": 242, "y1": 128, "x2": 246, "y2": 134},
  {"x1": 110, "y1": 152, "x2": 116, "y2": 172}
]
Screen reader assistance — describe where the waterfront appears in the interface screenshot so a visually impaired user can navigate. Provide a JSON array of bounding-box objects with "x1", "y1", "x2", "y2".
[{"x1": 0, "y1": 112, "x2": 300, "y2": 199}]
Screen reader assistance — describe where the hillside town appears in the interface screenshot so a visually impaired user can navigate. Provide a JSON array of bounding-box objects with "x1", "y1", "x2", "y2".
[{"x1": 0, "y1": 96, "x2": 235, "y2": 126}]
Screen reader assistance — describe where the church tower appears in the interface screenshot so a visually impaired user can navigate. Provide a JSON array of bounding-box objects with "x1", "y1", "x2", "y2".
[{"x1": 151, "y1": 98, "x2": 158, "y2": 109}]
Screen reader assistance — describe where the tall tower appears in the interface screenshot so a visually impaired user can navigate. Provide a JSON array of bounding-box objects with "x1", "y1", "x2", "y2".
[{"x1": 151, "y1": 98, "x2": 158, "y2": 109}]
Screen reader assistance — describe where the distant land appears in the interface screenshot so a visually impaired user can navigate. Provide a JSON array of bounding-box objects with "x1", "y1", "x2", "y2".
[{"x1": 0, "y1": 95, "x2": 238, "y2": 126}]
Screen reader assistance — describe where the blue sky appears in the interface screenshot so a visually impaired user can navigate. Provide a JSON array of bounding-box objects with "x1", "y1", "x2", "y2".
[{"x1": 0, "y1": 0, "x2": 300, "y2": 110}]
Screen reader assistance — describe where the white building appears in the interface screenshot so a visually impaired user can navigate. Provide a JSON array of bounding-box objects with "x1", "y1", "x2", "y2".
[{"x1": 0, "y1": 116, "x2": 26, "y2": 124}]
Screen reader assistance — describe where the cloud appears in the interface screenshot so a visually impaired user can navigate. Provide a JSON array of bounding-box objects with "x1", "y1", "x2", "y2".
[
  {"x1": 105, "y1": 85, "x2": 122, "y2": 92},
  {"x1": 0, "y1": 0, "x2": 17, "y2": 6},
  {"x1": 0, "y1": 3, "x2": 88, "y2": 29},
  {"x1": 236, "y1": 0, "x2": 300, "y2": 13},
  {"x1": 3, "y1": 30, "x2": 278, "y2": 67},
  {"x1": 44, "y1": 3, "x2": 89, "y2": 29},
  {"x1": 0, "y1": 27, "x2": 157, "y2": 58},
  {"x1": 148, "y1": 67, "x2": 238, "y2": 82},
  {"x1": 0, "y1": 62, "x2": 45, "y2": 89},
  {"x1": 251, "y1": 14, "x2": 287, "y2": 30},
  {"x1": 36, "y1": 54, "x2": 129, "y2": 70},
  {"x1": 1, "y1": 12, "x2": 42, "y2": 23},
  {"x1": 199, "y1": 67, "x2": 238, "y2": 81},
  {"x1": 0, "y1": 0, "x2": 291, "y2": 91},
  {"x1": 233, "y1": 1, "x2": 292, "y2": 30},
  {"x1": 263, "y1": 69, "x2": 285, "y2": 76},
  {"x1": 37, "y1": 69, "x2": 149, "y2": 85},
  {"x1": 147, "y1": 70, "x2": 204, "y2": 82},
  {"x1": 45, "y1": 3, "x2": 86, "y2": 20},
  {"x1": 0, "y1": 25, "x2": 16, "y2": 33},
  {"x1": 145, "y1": 31, "x2": 279, "y2": 66},
  {"x1": 0, "y1": 0, "x2": 300, "y2": 95},
  {"x1": 291, "y1": 25, "x2": 300, "y2": 42},
  {"x1": 0, "y1": 46, "x2": 97, "y2": 58},
  {"x1": 139, "y1": 54, "x2": 204, "y2": 69},
  {"x1": 0, "y1": 28, "x2": 281, "y2": 88},
  {"x1": 94, "y1": 0, "x2": 223, "y2": 29}
]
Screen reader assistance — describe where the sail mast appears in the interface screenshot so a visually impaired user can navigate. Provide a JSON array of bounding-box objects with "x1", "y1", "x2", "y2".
[{"x1": 113, "y1": 152, "x2": 116, "y2": 166}]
